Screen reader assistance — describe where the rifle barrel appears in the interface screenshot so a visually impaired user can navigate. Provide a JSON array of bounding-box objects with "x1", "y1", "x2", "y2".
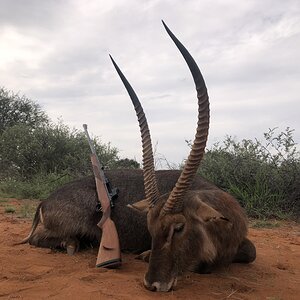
[{"x1": 83, "y1": 124, "x2": 96, "y2": 155}]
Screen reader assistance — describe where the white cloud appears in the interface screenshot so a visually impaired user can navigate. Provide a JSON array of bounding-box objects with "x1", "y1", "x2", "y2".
[{"x1": 0, "y1": 0, "x2": 299, "y2": 167}]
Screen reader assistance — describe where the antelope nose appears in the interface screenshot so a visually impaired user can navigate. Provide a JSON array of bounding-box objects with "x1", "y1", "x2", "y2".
[
  {"x1": 143, "y1": 276, "x2": 175, "y2": 292},
  {"x1": 143, "y1": 276, "x2": 156, "y2": 291}
]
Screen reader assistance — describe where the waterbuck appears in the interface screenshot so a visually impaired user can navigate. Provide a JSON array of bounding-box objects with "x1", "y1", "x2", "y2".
[
  {"x1": 109, "y1": 21, "x2": 256, "y2": 292},
  {"x1": 19, "y1": 170, "x2": 216, "y2": 254},
  {"x1": 18, "y1": 21, "x2": 255, "y2": 293}
]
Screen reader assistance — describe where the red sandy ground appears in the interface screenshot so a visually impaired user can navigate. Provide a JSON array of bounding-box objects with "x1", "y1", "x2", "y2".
[{"x1": 0, "y1": 199, "x2": 299, "y2": 300}]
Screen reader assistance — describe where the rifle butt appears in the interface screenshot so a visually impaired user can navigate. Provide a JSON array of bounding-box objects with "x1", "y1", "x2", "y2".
[{"x1": 96, "y1": 218, "x2": 121, "y2": 269}]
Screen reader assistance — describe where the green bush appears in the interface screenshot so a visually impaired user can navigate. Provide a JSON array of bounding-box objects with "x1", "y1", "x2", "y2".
[
  {"x1": 5, "y1": 206, "x2": 16, "y2": 214},
  {"x1": 0, "y1": 172, "x2": 73, "y2": 199},
  {"x1": 0, "y1": 87, "x2": 140, "y2": 200},
  {"x1": 0, "y1": 88, "x2": 48, "y2": 134},
  {"x1": 199, "y1": 127, "x2": 299, "y2": 218},
  {"x1": 0, "y1": 122, "x2": 121, "y2": 179}
]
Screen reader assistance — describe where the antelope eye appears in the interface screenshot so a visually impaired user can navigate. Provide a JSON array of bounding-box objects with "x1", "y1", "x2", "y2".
[{"x1": 174, "y1": 223, "x2": 185, "y2": 233}]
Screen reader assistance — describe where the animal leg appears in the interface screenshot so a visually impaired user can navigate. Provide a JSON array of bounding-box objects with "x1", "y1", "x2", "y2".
[
  {"x1": 233, "y1": 238, "x2": 256, "y2": 263},
  {"x1": 62, "y1": 238, "x2": 80, "y2": 256},
  {"x1": 29, "y1": 228, "x2": 79, "y2": 255},
  {"x1": 29, "y1": 228, "x2": 63, "y2": 248}
]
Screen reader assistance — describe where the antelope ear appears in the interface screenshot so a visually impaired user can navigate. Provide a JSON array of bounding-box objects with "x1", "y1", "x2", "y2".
[
  {"x1": 197, "y1": 201, "x2": 229, "y2": 223},
  {"x1": 127, "y1": 199, "x2": 149, "y2": 213}
]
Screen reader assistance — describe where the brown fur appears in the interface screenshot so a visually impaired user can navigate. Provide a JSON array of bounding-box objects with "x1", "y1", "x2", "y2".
[
  {"x1": 19, "y1": 22, "x2": 257, "y2": 292},
  {"x1": 19, "y1": 162, "x2": 255, "y2": 293},
  {"x1": 143, "y1": 189, "x2": 256, "y2": 291},
  {"x1": 19, "y1": 169, "x2": 216, "y2": 253}
]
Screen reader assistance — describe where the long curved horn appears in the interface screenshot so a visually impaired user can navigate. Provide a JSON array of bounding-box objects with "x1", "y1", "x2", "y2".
[
  {"x1": 161, "y1": 21, "x2": 210, "y2": 215},
  {"x1": 110, "y1": 55, "x2": 160, "y2": 207}
]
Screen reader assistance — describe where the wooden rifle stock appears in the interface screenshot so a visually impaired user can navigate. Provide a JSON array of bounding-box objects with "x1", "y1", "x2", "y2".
[
  {"x1": 83, "y1": 124, "x2": 121, "y2": 268},
  {"x1": 91, "y1": 155, "x2": 121, "y2": 268}
]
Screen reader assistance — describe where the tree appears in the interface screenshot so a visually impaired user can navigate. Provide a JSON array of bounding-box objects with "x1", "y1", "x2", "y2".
[
  {"x1": 0, "y1": 122, "x2": 120, "y2": 178},
  {"x1": 113, "y1": 158, "x2": 140, "y2": 169},
  {"x1": 0, "y1": 88, "x2": 48, "y2": 134},
  {"x1": 0, "y1": 87, "x2": 140, "y2": 182}
]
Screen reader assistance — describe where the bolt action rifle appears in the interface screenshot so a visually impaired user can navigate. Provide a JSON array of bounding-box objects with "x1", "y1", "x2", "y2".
[{"x1": 83, "y1": 124, "x2": 121, "y2": 268}]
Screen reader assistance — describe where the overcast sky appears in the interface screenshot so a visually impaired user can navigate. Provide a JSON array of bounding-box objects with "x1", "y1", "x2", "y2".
[{"x1": 1, "y1": 0, "x2": 299, "y2": 166}]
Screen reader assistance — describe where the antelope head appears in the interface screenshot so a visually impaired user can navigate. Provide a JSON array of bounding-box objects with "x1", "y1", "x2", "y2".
[{"x1": 111, "y1": 21, "x2": 210, "y2": 292}]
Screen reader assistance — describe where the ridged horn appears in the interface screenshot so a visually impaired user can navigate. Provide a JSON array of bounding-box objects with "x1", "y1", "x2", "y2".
[
  {"x1": 110, "y1": 55, "x2": 160, "y2": 207},
  {"x1": 161, "y1": 21, "x2": 210, "y2": 215}
]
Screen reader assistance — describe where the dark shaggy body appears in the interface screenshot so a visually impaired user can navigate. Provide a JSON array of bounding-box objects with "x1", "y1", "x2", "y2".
[{"x1": 27, "y1": 169, "x2": 216, "y2": 253}]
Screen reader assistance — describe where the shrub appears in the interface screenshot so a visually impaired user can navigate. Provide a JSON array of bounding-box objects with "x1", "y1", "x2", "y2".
[
  {"x1": 0, "y1": 88, "x2": 48, "y2": 134},
  {"x1": 0, "y1": 122, "x2": 120, "y2": 179},
  {"x1": 198, "y1": 127, "x2": 299, "y2": 218},
  {"x1": 0, "y1": 172, "x2": 73, "y2": 199},
  {"x1": 0, "y1": 87, "x2": 140, "y2": 200},
  {"x1": 4, "y1": 206, "x2": 16, "y2": 214}
]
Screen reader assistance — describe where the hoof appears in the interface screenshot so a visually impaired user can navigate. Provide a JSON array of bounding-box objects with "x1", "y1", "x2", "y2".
[{"x1": 67, "y1": 244, "x2": 77, "y2": 255}]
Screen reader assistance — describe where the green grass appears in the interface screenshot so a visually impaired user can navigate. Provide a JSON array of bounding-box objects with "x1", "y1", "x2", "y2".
[
  {"x1": 0, "y1": 197, "x2": 38, "y2": 218},
  {"x1": 19, "y1": 201, "x2": 38, "y2": 218},
  {"x1": 250, "y1": 219, "x2": 281, "y2": 229},
  {"x1": 0, "y1": 172, "x2": 73, "y2": 200},
  {"x1": 4, "y1": 206, "x2": 16, "y2": 213}
]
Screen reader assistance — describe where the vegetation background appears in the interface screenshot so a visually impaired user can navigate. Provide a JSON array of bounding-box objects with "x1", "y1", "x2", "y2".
[{"x1": 0, "y1": 88, "x2": 299, "y2": 219}]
